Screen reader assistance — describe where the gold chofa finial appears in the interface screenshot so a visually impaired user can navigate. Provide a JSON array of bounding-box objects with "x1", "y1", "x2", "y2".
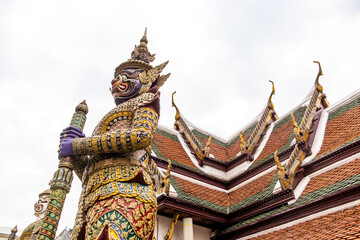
[
  {"x1": 268, "y1": 80, "x2": 275, "y2": 109},
  {"x1": 313, "y1": 61, "x2": 323, "y2": 92},
  {"x1": 172, "y1": 91, "x2": 181, "y2": 121}
]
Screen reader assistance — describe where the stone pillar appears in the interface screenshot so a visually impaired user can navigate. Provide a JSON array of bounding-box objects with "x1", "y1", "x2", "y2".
[{"x1": 182, "y1": 217, "x2": 193, "y2": 240}]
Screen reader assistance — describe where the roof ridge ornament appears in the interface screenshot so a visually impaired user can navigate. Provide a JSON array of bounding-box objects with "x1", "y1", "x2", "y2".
[
  {"x1": 239, "y1": 80, "x2": 278, "y2": 157},
  {"x1": 172, "y1": 91, "x2": 211, "y2": 162},
  {"x1": 291, "y1": 112, "x2": 302, "y2": 143},
  {"x1": 172, "y1": 91, "x2": 181, "y2": 121},
  {"x1": 275, "y1": 61, "x2": 328, "y2": 190},
  {"x1": 313, "y1": 61, "x2": 323, "y2": 93},
  {"x1": 268, "y1": 80, "x2": 275, "y2": 109}
]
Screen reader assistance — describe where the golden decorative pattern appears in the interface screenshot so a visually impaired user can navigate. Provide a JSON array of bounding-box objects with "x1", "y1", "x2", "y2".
[
  {"x1": 73, "y1": 107, "x2": 158, "y2": 156},
  {"x1": 275, "y1": 62, "x2": 329, "y2": 190},
  {"x1": 85, "y1": 165, "x2": 140, "y2": 195},
  {"x1": 240, "y1": 80, "x2": 278, "y2": 156},
  {"x1": 84, "y1": 181, "x2": 157, "y2": 212},
  {"x1": 172, "y1": 92, "x2": 208, "y2": 160}
]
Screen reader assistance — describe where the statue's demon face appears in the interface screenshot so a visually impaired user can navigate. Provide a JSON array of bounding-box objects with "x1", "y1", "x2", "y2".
[
  {"x1": 111, "y1": 68, "x2": 143, "y2": 104},
  {"x1": 34, "y1": 195, "x2": 50, "y2": 219}
]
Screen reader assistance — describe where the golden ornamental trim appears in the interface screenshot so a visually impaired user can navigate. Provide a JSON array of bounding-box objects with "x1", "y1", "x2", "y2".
[
  {"x1": 293, "y1": 61, "x2": 329, "y2": 143},
  {"x1": 172, "y1": 92, "x2": 209, "y2": 160},
  {"x1": 240, "y1": 80, "x2": 278, "y2": 156},
  {"x1": 274, "y1": 145, "x2": 306, "y2": 190}
]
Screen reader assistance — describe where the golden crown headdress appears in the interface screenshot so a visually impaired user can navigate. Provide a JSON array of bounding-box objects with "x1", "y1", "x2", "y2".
[{"x1": 114, "y1": 28, "x2": 170, "y2": 88}]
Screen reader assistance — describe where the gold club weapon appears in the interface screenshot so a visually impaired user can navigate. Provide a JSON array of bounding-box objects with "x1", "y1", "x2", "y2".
[{"x1": 36, "y1": 101, "x2": 88, "y2": 240}]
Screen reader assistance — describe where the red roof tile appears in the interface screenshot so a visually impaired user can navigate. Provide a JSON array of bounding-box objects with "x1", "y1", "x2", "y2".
[
  {"x1": 251, "y1": 204, "x2": 360, "y2": 239},
  {"x1": 227, "y1": 139, "x2": 242, "y2": 160},
  {"x1": 154, "y1": 133, "x2": 198, "y2": 169},
  {"x1": 198, "y1": 133, "x2": 250, "y2": 161},
  {"x1": 301, "y1": 158, "x2": 360, "y2": 196},
  {"x1": 229, "y1": 170, "x2": 276, "y2": 206},
  {"x1": 199, "y1": 136, "x2": 228, "y2": 160},
  {"x1": 317, "y1": 104, "x2": 360, "y2": 157},
  {"x1": 253, "y1": 120, "x2": 293, "y2": 163},
  {"x1": 173, "y1": 175, "x2": 228, "y2": 206}
]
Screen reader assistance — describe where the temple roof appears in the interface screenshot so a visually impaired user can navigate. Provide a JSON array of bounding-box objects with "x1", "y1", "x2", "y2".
[{"x1": 152, "y1": 69, "x2": 360, "y2": 238}]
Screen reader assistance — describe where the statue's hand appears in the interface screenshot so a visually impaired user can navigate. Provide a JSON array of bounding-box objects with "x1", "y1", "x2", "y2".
[{"x1": 58, "y1": 126, "x2": 85, "y2": 159}]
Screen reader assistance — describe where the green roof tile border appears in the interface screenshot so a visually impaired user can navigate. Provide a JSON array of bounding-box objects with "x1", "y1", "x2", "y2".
[
  {"x1": 327, "y1": 95, "x2": 360, "y2": 122},
  {"x1": 216, "y1": 182, "x2": 360, "y2": 239},
  {"x1": 222, "y1": 173, "x2": 360, "y2": 233},
  {"x1": 229, "y1": 173, "x2": 278, "y2": 212},
  {"x1": 152, "y1": 141, "x2": 204, "y2": 173},
  {"x1": 169, "y1": 175, "x2": 228, "y2": 213},
  {"x1": 272, "y1": 106, "x2": 306, "y2": 132},
  {"x1": 314, "y1": 135, "x2": 360, "y2": 161},
  {"x1": 156, "y1": 128, "x2": 180, "y2": 142}
]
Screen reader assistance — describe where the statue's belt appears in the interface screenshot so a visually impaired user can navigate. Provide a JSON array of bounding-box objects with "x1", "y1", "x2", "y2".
[
  {"x1": 88, "y1": 153, "x2": 149, "y2": 175},
  {"x1": 84, "y1": 181, "x2": 157, "y2": 211},
  {"x1": 85, "y1": 153, "x2": 150, "y2": 194}
]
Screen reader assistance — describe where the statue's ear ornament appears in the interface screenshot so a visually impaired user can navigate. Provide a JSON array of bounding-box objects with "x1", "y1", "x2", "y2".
[
  {"x1": 153, "y1": 61, "x2": 170, "y2": 88},
  {"x1": 139, "y1": 61, "x2": 170, "y2": 87},
  {"x1": 157, "y1": 73, "x2": 171, "y2": 88}
]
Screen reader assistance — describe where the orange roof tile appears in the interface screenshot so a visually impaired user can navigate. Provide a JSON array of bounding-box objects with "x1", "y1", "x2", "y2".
[
  {"x1": 227, "y1": 139, "x2": 242, "y2": 160},
  {"x1": 173, "y1": 175, "x2": 228, "y2": 206},
  {"x1": 199, "y1": 136, "x2": 228, "y2": 160},
  {"x1": 301, "y1": 158, "x2": 360, "y2": 196},
  {"x1": 198, "y1": 132, "x2": 251, "y2": 161},
  {"x1": 154, "y1": 133, "x2": 198, "y2": 169},
  {"x1": 317, "y1": 104, "x2": 360, "y2": 157},
  {"x1": 254, "y1": 120, "x2": 293, "y2": 163},
  {"x1": 224, "y1": 132, "x2": 251, "y2": 161},
  {"x1": 229, "y1": 170, "x2": 276, "y2": 206},
  {"x1": 251, "y1": 204, "x2": 360, "y2": 239}
]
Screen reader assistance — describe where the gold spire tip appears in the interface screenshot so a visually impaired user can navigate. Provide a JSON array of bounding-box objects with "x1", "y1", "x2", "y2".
[{"x1": 141, "y1": 27, "x2": 148, "y2": 44}]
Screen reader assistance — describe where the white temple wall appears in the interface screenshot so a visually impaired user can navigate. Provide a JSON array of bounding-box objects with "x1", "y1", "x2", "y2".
[{"x1": 155, "y1": 215, "x2": 212, "y2": 240}]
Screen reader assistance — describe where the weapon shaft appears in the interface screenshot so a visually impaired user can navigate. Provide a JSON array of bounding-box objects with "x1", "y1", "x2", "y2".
[{"x1": 37, "y1": 101, "x2": 88, "y2": 240}]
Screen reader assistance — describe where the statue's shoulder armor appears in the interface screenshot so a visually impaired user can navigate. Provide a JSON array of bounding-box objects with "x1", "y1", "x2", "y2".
[
  {"x1": 20, "y1": 219, "x2": 42, "y2": 239},
  {"x1": 92, "y1": 92, "x2": 156, "y2": 135}
]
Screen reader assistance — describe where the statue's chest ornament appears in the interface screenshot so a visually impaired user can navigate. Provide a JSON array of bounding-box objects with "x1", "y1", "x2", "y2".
[
  {"x1": 101, "y1": 111, "x2": 133, "y2": 134},
  {"x1": 92, "y1": 92, "x2": 155, "y2": 136}
]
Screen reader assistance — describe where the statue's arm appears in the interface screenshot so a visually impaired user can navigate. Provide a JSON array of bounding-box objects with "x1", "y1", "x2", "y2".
[{"x1": 72, "y1": 106, "x2": 159, "y2": 156}]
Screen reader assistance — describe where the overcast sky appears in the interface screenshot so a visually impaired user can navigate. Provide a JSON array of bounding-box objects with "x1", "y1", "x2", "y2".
[{"x1": 0, "y1": 0, "x2": 359, "y2": 235}]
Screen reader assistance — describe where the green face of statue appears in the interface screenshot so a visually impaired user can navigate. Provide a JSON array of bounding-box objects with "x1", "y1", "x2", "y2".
[{"x1": 111, "y1": 68, "x2": 143, "y2": 104}]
